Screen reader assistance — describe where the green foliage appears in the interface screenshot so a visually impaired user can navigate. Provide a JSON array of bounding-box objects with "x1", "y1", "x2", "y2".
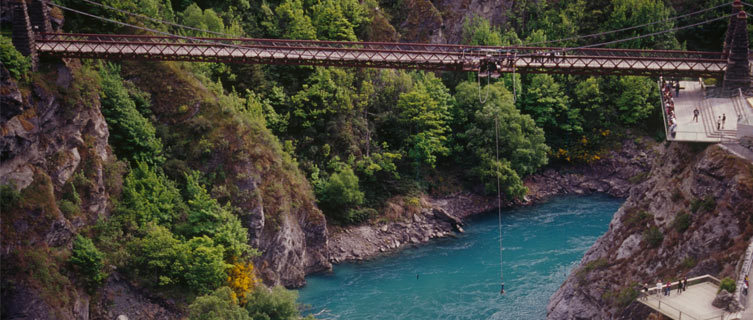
[
  {"x1": 613, "y1": 76, "x2": 657, "y2": 125},
  {"x1": 266, "y1": 0, "x2": 317, "y2": 39},
  {"x1": 453, "y1": 81, "x2": 548, "y2": 198},
  {"x1": 69, "y1": 235, "x2": 107, "y2": 293},
  {"x1": 99, "y1": 64, "x2": 165, "y2": 166},
  {"x1": 311, "y1": 0, "x2": 368, "y2": 41},
  {"x1": 179, "y1": 171, "x2": 252, "y2": 259},
  {"x1": 116, "y1": 161, "x2": 185, "y2": 227},
  {"x1": 0, "y1": 35, "x2": 31, "y2": 80},
  {"x1": 520, "y1": 74, "x2": 582, "y2": 147},
  {"x1": 625, "y1": 210, "x2": 653, "y2": 228},
  {"x1": 59, "y1": 0, "x2": 175, "y2": 33},
  {"x1": 180, "y1": 3, "x2": 225, "y2": 37},
  {"x1": 604, "y1": 286, "x2": 639, "y2": 309},
  {"x1": 642, "y1": 226, "x2": 664, "y2": 248},
  {"x1": 0, "y1": 184, "x2": 20, "y2": 213},
  {"x1": 189, "y1": 287, "x2": 250, "y2": 320},
  {"x1": 462, "y1": 15, "x2": 503, "y2": 46},
  {"x1": 245, "y1": 286, "x2": 304, "y2": 320},
  {"x1": 317, "y1": 167, "x2": 364, "y2": 222},
  {"x1": 681, "y1": 256, "x2": 697, "y2": 269},
  {"x1": 604, "y1": 0, "x2": 679, "y2": 49},
  {"x1": 690, "y1": 195, "x2": 716, "y2": 214},
  {"x1": 719, "y1": 277, "x2": 736, "y2": 293},
  {"x1": 672, "y1": 211, "x2": 692, "y2": 233},
  {"x1": 396, "y1": 78, "x2": 452, "y2": 171},
  {"x1": 128, "y1": 224, "x2": 229, "y2": 294}
]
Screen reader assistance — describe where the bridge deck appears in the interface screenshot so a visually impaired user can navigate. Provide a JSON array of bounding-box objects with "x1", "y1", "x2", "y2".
[{"x1": 34, "y1": 33, "x2": 728, "y2": 77}]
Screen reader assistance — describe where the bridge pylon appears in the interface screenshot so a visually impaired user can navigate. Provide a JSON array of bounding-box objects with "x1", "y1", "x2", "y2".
[
  {"x1": 722, "y1": 9, "x2": 752, "y2": 95},
  {"x1": 10, "y1": 0, "x2": 37, "y2": 70}
]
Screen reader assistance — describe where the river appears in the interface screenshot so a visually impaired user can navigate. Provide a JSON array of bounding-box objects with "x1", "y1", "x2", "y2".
[{"x1": 298, "y1": 194, "x2": 624, "y2": 319}]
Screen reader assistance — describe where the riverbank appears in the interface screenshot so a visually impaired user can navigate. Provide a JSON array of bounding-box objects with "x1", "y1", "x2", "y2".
[{"x1": 326, "y1": 137, "x2": 657, "y2": 264}]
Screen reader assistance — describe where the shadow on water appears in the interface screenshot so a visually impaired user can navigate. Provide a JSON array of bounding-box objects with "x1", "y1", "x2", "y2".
[{"x1": 298, "y1": 194, "x2": 624, "y2": 320}]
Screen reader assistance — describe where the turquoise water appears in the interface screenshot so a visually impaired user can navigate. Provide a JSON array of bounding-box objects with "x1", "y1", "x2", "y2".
[{"x1": 298, "y1": 195, "x2": 623, "y2": 319}]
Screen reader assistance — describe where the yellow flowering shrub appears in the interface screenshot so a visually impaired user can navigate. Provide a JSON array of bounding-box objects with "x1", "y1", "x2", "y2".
[{"x1": 226, "y1": 261, "x2": 260, "y2": 305}]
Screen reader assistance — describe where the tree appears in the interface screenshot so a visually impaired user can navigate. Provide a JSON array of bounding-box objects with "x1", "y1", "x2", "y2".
[
  {"x1": 311, "y1": 0, "x2": 368, "y2": 41},
  {"x1": 245, "y1": 286, "x2": 303, "y2": 320},
  {"x1": 613, "y1": 76, "x2": 657, "y2": 125},
  {"x1": 180, "y1": 3, "x2": 225, "y2": 37},
  {"x1": 0, "y1": 36, "x2": 31, "y2": 80},
  {"x1": 116, "y1": 161, "x2": 185, "y2": 228},
  {"x1": 69, "y1": 234, "x2": 106, "y2": 293},
  {"x1": 603, "y1": 0, "x2": 679, "y2": 49},
  {"x1": 267, "y1": 0, "x2": 317, "y2": 40},
  {"x1": 180, "y1": 171, "x2": 251, "y2": 259},
  {"x1": 462, "y1": 15, "x2": 503, "y2": 46},
  {"x1": 519, "y1": 74, "x2": 582, "y2": 148},
  {"x1": 317, "y1": 167, "x2": 364, "y2": 221},
  {"x1": 453, "y1": 81, "x2": 548, "y2": 198},
  {"x1": 99, "y1": 64, "x2": 165, "y2": 166},
  {"x1": 189, "y1": 287, "x2": 251, "y2": 320}
]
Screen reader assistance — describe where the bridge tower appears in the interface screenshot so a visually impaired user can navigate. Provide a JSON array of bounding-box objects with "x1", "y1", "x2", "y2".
[
  {"x1": 722, "y1": 1, "x2": 752, "y2": 95},
  {"x1": 28, "y1": 0, "x2": 52, "y2": 34},
  {"x1": 10, "y1": 0, "x2": 37, "y2": 69}
]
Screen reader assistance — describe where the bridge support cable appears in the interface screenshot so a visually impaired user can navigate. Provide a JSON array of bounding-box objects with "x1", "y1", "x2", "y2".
[{"x1": 524, "y1": 1, "x2": 735, "y2": 47}]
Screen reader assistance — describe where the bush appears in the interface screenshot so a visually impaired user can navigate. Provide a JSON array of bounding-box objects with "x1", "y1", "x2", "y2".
[
  {"x1": 672, "y1": 211, "x2": 692, "y2": 233},
  {"x1": 246, "y1": 286, "x2": 303, "y2": 320},
  {"x1": 0, "y1": 35, "x2": 31, "y2": 80},
  {"x1": 0, "y1": 184, "x2": 20, "y2": 213},
  {"x1": 116, "y1": 161, "x2": 185, "y2": 227},
  {"x1": 643, "y1": 226, "x2": 664, "y2": 248},
  {"x1": 690, "y1": 195, "x2": 716, "y2": 214},
  {"x1": 625, "y1": 210, "x2": 653, "y2": 228},
  {"x1": 189, "y1": 286, "x2": 250, "y2": 320},
  {"x1": 344, "y1": 208, "x2": 377, "y2": 225},
  {"x1": 719, "y1": 277, "x2": 736, "y2": 293},
  {"x1": 317, "y1": 167, "x2": 364, "y2": 222},
  {"x1": 99, "y1": 63, "x2": 165, "y2": 166},
  {"x1": 69, "y1": 235, "x2": 106, "y2": 293},
  {"x1": 58, "y1": 199, "x2": 80, "y2": 218},
  {"x1": 128, "y1": 225, "x2": 228, "y2": 295}
]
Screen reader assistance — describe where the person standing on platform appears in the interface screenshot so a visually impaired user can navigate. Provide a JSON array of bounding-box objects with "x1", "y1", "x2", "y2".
[
  {"x1": 722, "y1": 114, "x2": 726, "y2": 129},
  {"x1": 675, "y1": 81, "x2": 680, "y2": 97},
  {"x1": 718, "y1": 116, "x2": 722, "y2": 130},
  {"x1": 693, "y1": 107, "x2": 699, "y2": 122}
]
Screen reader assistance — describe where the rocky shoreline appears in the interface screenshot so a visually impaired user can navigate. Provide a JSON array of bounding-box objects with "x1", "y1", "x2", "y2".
[{"x1": 325, "y1": 137, "x2": 656, "y2": 266}]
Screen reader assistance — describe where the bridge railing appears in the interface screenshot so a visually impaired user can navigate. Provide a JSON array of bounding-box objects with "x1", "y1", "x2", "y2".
[{"x1": 35, "y1": 33, "x2": 729, "y2": 61}]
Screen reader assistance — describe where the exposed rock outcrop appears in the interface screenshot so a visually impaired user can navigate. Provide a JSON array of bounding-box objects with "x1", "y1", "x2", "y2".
[{"x1": 547, "y1": 143, "x2": 753, "y2": 319}]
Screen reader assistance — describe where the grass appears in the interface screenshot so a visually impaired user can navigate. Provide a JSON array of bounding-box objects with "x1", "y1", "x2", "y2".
[
  {"x1": 643, "y1": 226, "x2": 664, "y2": 248},
  {"x1": 625, "y1": 209, "x2": 653, "y2": 228},
  {"x1": 690, "y1": 195, "x2": 716, "y2": 214},
  {"x1": 628, "y1": 171, "x2": 649, "y2": 184}
]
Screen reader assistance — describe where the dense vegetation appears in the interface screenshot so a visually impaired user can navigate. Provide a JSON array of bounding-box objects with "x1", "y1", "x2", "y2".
[{"x1": 2, "y1": 0, "x2": 735, "y2": 317}]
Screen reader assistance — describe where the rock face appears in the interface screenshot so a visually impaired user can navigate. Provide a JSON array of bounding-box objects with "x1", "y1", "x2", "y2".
[
  {"x1": 0, "y1": 62, "x2": 181, "y2": 319},
  {"x1": 328, "y1": 194, "x2": 495, "y2": 263},
  {"x1": 547, "y1": 143, "x2": 753, "y2": 320},
  {"x1": 712, "y1": 290, "x2": 742, "y2": 312},
  {"x1": 525, "y1": 138, "x2": 654, "y2": 200}
]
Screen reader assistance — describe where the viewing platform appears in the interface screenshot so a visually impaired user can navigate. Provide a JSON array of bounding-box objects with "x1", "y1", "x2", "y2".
[
  {"x1": 638, "y1": 275, "x2": 739, "y2": 320},
  {"x1": 663, "y1": 80, "x2": 753, "y2": 143}
]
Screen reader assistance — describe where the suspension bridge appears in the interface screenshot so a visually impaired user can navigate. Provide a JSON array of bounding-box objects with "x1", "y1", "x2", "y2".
[{"x1": 5, "y1": 0, "x2": 752, "y2": 94}]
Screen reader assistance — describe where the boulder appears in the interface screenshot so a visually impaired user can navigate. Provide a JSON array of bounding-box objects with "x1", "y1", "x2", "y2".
[{"x1": 711, "y1": 290, "x2": 742, "y2": 312}]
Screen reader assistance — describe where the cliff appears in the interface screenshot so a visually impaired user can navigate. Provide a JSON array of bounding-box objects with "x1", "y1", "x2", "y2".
[{"x1": 547, "y1": 142, "x2": 753, "y2": 319}]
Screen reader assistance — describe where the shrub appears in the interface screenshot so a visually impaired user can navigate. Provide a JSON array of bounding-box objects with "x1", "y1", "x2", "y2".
[
  {"x1": 719, "y1": 277, "x2": 736, "y2": 293},
  {"x1": 0, "y1": 35, "x2": 31, "y2": 80},
  {"x1": 58, "y1": 199, "x2": 80, "y2": 218},
  {"x1": 245, "y1": 286, "x2": 303, "y2": 320},
  {"x1": 128, "y1": 225, "x2": 228, "y2": 295},
  {"x1": 643, "y1": 226, "x2": 664, "y2": 248},
  {"x1": 99, "y1": 64, "x2": 165, "y2": 166},
  {"x1": 625, "y1": 210, "x2": 653, "y2": 228},
  {"x1": 226, "y1": 262, "x2": 260, "y2": 306},
  {"x1": 670, "y1": 189, "x2": 684, "y2": 202},
  {"x1": 0, "y1": 184, "x2": 20, "y2": 213},
  {"x1": 317, "y1": 167, "x2": 364, "y2": 223},
  {"x1": 345, "y1": 208, "x2": 377, "y2": 225},
  {"x1": 116, "y1": 161, "x2": 185, "y2": 228},
  {"x1": 672, "y1": 211, "x2": 691, "y2": 233},
  {"x1": 69, "y1": 235, "x2": 106, "y2": 293},
  {"x1": 681, "y1": 256, "x2": 696, "y2": 269},
  {"x1": 690, "y1": 195, "x2": 716, "y2": 214},
  {"x1": 189, "y1": 286, "x2": 250, "y2": 320}
]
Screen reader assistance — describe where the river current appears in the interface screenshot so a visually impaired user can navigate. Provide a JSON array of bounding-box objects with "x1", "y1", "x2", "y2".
[{"x1": 298, "y1": 194, "x2": 623, "y2": 319}]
